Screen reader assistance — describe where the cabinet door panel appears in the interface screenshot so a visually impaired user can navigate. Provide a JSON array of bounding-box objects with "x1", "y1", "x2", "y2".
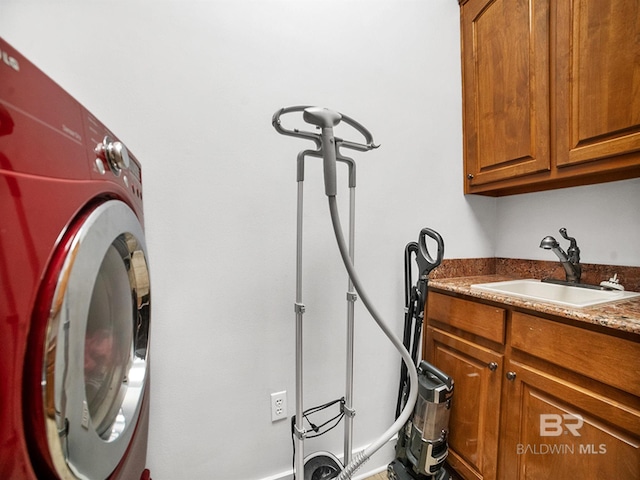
[
  {"x1": 426, "y1": 326, "x2": 503, "y2": 480},
  {"x1": 462, "y1": 0, "x2": 550, "y2": 187},
  {"x1": 500, "y1": 360, "x2": 640, "y2": 479},
  {"x1": 558, "y1": 0, "x2": 640, "y2": 166},
  {"x1": 511, "y1": 312, "x2": 640, "y2": 397}
]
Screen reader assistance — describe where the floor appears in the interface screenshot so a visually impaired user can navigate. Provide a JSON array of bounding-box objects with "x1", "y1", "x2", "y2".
[
  {"x1": 364, "y1": 473, "x2": 387, "y2": 480},
  {"x1": 363, "y1": 466, "x2": 462, "y2": 480}
]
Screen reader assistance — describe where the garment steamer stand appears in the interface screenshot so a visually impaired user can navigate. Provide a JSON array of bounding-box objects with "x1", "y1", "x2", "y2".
[{"x1": 272, "y1": 106, "x2": 420, "y2": 480}]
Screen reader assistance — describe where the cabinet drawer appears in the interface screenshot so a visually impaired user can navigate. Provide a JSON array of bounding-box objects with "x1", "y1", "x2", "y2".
[
  {"x1": 427, "y1": 292, "x2": 506, "y2": 344},
  {"x1": 511, "y1": 312, "x2": 640, "y2": 397}
]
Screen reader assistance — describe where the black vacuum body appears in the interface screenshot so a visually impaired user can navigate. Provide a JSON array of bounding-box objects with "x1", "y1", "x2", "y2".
[{"x1": 389, "y1": 361, "x2": 453, "y2": 480}]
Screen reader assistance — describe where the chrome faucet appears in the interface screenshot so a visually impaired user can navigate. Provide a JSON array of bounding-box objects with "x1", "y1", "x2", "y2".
[{"x1": 539, "y1": 228, "x2": 581, "y2": 283}]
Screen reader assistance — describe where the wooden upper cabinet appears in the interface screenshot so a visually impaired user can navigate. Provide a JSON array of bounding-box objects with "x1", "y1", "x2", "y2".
[
  {"x1": 557, "y1": 0, "x2": 640, "y2": 168},
  {"x1": 462, "y1": 0, "x2": 551, "y2": 188},
  {"x1": 460, "y1": 0, "x2": 640, "y2": 196}
]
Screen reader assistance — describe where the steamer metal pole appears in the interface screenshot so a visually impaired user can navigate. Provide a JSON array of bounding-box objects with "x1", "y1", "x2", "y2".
[
  {"x1": 341, "y1": 156, "x2": 357, "y2": 466},
  {"x1": 294, "y1": 148, "x2": 312, "y2": 478}
]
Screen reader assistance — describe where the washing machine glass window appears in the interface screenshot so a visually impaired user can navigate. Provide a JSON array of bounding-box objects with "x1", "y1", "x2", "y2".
[
  {"x1": 85, "y1": 233, "x2": 147, "y2": 440},
  {"x1": 44, "y1": 200, "x2": 151, "y2": 480}
]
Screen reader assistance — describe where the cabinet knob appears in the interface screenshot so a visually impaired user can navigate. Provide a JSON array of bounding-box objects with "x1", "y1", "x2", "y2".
[
  {"x1": 506, "y1": 371, "x2": 517, "y2": 381},
  {"x1": 467, "y1": 173, "x2": 474, "y2": 180},
  {"x1": 488, "y1": 362, "x2": 498, "y2": 371}
]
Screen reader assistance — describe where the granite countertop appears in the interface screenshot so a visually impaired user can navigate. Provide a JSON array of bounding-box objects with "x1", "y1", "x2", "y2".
[{"x1": 429, "y1": 275, "x2": 640, "y2": 336}]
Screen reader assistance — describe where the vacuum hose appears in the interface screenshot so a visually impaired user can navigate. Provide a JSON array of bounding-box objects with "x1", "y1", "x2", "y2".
[{"x1": 328, "y1": 196, "x2": 419, "y2": 479}]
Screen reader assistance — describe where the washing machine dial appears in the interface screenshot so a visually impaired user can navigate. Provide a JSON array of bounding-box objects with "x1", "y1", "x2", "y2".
[{"x1": 95, "y1": 136, "x2": 130, "y2": 175}]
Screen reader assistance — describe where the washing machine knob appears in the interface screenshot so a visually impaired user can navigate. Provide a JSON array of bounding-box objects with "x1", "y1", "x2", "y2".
[
  {"x1": 108, "y1": 139, "x2": 130, "y2": 171},
  {"x1": 95, "y1": 136, "x2": 130, "y2": 175}
]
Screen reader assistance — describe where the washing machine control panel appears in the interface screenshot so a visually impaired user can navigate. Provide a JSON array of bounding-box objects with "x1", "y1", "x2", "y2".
[
  {"x1": 83, "y1": 110, "x2": 143, "y2": 206},
  {"x1": 95, "y1": 136, "x2": 131, "y2": 175},
  {"x1": 0, "y1": 37, "x2": 143, "y2": 211}
]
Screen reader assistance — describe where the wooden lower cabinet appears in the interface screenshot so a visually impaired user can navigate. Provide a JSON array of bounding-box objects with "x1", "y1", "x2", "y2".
[
  {"x1": 425, "y1": 291, "x2": 640, "y2": 480},
  {"x1": 500, "y1": 360, "x2": 640, "y2": 479},
  {"x1": 426, "y1": 327, "x2": 503, "y2": 480}
]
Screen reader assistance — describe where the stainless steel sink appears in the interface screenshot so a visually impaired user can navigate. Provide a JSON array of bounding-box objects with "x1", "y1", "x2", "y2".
[{"x1": 470, "y1": 279, "x2": 640, "y2": 308}]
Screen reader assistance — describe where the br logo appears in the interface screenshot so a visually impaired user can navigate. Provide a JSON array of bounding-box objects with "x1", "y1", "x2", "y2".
[{"x1": 540, "y1": 413, "x2": 584, "y2": 437}]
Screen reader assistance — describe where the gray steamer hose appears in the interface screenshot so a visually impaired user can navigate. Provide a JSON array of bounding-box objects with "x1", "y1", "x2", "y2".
[{"x1": 328, "y1": 196, "x2": 418, "y2": 479}]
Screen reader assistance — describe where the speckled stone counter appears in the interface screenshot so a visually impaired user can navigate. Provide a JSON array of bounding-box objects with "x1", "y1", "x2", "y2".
[{"x1": 429, "y1": 275, "x2": 640, "y2": 337}]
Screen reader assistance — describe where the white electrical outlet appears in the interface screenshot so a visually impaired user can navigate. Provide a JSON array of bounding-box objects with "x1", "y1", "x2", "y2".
[{"x1": 271, "y1": 391, "x2": 287, "y2": 422}]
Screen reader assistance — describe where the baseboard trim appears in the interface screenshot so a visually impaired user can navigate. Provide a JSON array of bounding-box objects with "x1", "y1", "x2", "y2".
[{"x1": 259, "y1": 435, "x2": 396, "y2": 480}]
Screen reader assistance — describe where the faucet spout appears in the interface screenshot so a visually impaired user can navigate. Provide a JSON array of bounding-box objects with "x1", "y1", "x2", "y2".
[
  {"x1": 539, "y1": 229, "x2": 581, "y2": 283},
  {"x1": 539, "y1": 235, "x2": 561, "y2": 252}
]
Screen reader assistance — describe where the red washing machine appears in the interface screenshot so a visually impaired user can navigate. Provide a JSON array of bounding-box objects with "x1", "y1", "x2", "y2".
[{"x1": 0, "y1": 38, "x2": 152, "y2": 480}]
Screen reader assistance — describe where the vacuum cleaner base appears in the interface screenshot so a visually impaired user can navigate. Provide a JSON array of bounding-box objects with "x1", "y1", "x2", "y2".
[{"x1": 387, "y1": 458, "x2": 450, "y2": 480}]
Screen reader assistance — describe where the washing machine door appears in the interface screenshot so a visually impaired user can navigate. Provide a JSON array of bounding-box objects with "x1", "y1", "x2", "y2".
[{"x1": 42, "y1": 200, "x2": 150, "y2": 480}]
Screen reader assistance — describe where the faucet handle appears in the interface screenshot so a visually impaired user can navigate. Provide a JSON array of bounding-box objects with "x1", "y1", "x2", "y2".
[
  {"x1": 559, "y1": 228, "x2": 581, "y2": 274},
  {"x1": 559, "y1": 227, "x2": 579, "y2": 250},
  {"x1": 559, "y1": 227, "x2": 574, "y2": 243}
]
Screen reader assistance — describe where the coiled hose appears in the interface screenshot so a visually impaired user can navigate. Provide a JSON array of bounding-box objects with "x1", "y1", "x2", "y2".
[{"x1": 328, "y1": 196, "x2": 418, "y2": 479}]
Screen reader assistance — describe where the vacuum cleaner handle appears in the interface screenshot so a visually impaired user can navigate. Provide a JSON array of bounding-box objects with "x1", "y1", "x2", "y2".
[
  {"x1": 417, "y1": 227, "x2": 444, "y2": 278},
  {"x1": 419, "y1": 360, "x2": 454, "y2": 390},
  {"x1": 415, "y1": 228, "x2": 444, "y2": 313}
]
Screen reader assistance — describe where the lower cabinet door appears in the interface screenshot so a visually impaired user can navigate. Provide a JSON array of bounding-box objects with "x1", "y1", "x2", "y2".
[
  {"x1": 500, "y1": 360, "x2": 640, "y2": 479},
  {"x1": 426, "y1": 326, "x2": 503, "y2": 480}
]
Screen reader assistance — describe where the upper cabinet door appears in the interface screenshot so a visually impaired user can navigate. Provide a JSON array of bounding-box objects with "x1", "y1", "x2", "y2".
[
  {"x1": 461, "y1": 0, "x2": 551, "y2": 189},
  {"x1": 459, "y1": 0, "x2": 640, "y2": 196},
  {"x1": 556, "y1": 0, "x2": 640, "y2": 167}
]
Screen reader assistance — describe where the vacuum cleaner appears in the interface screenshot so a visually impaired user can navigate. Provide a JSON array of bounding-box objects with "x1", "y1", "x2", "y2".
[
  {"x1": 272, "y1": 106, "x2": 452, "y2": 479},
  {"x1": 389, "y1": 232, "x2": 453, "y2": 480},
  {"x1": 388, "y1": 361, "x2": 453, "y2": 480}
]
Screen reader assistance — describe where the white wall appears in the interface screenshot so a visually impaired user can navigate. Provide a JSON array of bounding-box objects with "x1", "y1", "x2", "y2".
[
  {"x1": 495, "y1": 178, "x2": 640, "y2": 267},
  {"x1": 1, "y1": 1, "x2": 638, "y2": 479}
]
